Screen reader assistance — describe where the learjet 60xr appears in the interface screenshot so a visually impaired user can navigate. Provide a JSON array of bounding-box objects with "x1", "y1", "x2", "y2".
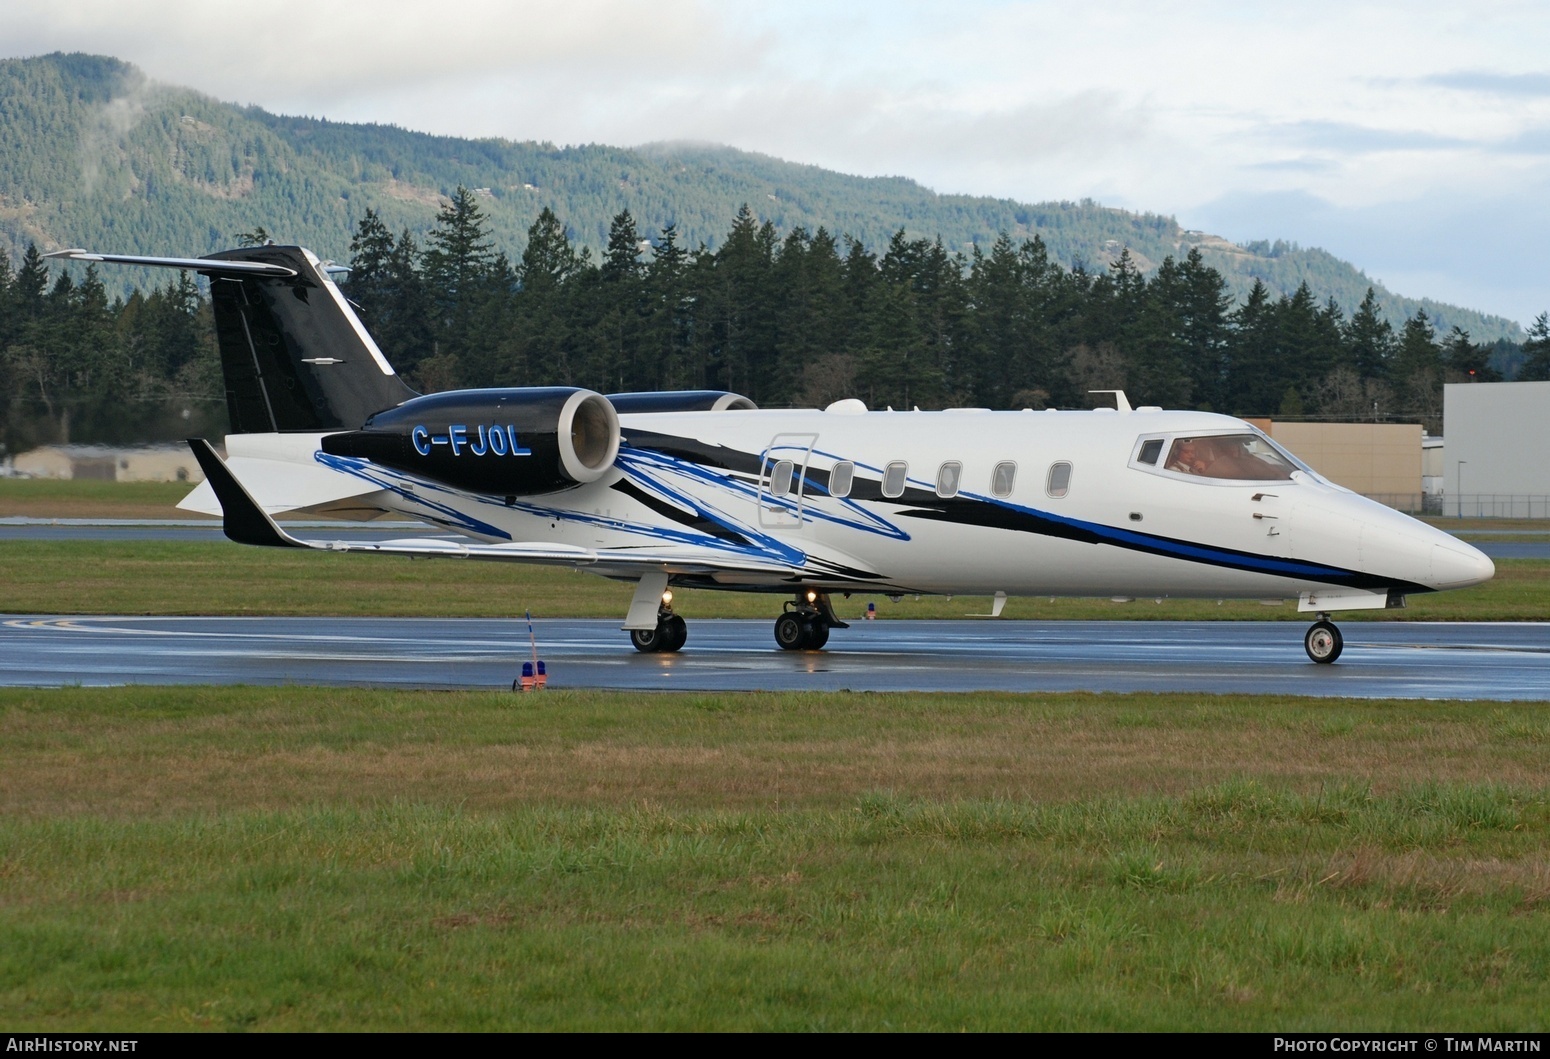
[{"x1": 47, "y1": 244, "x2": 1494, "y2": 663}]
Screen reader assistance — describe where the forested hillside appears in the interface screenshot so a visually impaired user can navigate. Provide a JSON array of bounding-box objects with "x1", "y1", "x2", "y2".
[
  {"x1": 6, "y1": 187, "x2": 1548, "y2": 458},
  {"x1": 0, "y1": 52, "x2": 1526, "y2": 342}
]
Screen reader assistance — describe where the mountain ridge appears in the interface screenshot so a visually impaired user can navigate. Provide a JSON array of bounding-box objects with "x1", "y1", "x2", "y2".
[{"x1": 0, "y1": 52, "x2": 1523, "y2": 342}]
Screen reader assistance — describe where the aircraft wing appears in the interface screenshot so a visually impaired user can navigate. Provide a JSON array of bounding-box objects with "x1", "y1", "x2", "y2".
[{"x1": 187, "y1": 439, "x2": 803, "y2": 578}]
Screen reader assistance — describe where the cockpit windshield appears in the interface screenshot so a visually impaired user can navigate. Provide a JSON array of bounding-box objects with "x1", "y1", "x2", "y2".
[{"x1": 1163, "y1": 434, "x2": 1296, "y2": 481}]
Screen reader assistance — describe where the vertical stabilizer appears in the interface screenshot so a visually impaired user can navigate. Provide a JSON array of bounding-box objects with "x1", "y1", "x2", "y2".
[
  {"x1": 45, "y1": 245, "x2": 419, "y2": 432},
  {"x1": 202, "y1": 246, "x2": 419, "y2": 432}
]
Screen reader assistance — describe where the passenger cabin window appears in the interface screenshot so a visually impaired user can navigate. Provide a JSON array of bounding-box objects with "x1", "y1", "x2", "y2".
[
  {"x1": 769, "y1": 459, "x2": 794, "y2": 497},
  {"x1": 1046, "y1": 461, "x2": 1072, "y2": 498},
  {"x1": 936, "y1": 462, "x2": 962, "y2": 498},
  {"x1": 1137, "y1": 439, "x2": 1163, "y2": 465},
  {"x1": 829, "y1": 461, "x2": 854, "y2": 498},
  {"x1": 882, "y1": 461, "x2": 908, "y2": 498},
  {"x1": 1164, "y1": 435, "x2": 1295, "y2": 481},
  {"x1": 991, "y1": 461, "x2": 1017, "y2": 498}
]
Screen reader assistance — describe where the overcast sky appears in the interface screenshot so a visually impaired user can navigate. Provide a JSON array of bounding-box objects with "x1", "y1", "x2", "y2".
[{"x1": 6, "y1": 0, "x2": 1548, "y2": 324}]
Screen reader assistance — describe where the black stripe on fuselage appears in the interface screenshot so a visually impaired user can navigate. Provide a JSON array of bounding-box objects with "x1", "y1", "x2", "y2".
[
  {"x1": 608, "y1": 478, "x2": 754, "y2": 546},
  {"x1": 894, "y1": 495, "x2": 1430, "y2": 594}
]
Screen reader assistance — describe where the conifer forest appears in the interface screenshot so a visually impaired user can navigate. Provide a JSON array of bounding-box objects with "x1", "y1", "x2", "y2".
[{"x1": 3, "y1": 186, "x2": 1547, "y2": 454}]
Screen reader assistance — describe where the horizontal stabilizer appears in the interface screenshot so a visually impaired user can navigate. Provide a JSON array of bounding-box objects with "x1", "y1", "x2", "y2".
[
  {"x1": 177, "y1": 450, "x2": 385, "y2": 518},
  {"x1": 44, "y1": 249, "x2": 297, "y2": 278}
]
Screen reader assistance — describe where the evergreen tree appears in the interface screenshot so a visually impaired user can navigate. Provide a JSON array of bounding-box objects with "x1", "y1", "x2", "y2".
[
  {"x1": 1345, "y1": 287, "x2": 1394, "y2": 380},
  {"x1": 1222, "y1": 280, "x2": 1275, "y2": 414},
  {"x1": 595, "y1": 210, "x2": 645, "y2": 391},
  {"x1": 421, "y1": 185, "x2": 496, "y2": 378},
  {"x1": 600, "y1": 209, "x2": 643, "y2": 284},
  {"x1": 507, "y1": 208, "x2": 583, "y2": 386},
  {"x1": 15, "y1": 243, "x2": 48, "y2": 316},
  {"x1": 1442, "y1": 325, "x2": 1501, "y2": 383},
  {"x1": 1269, "y1": 283, "x2": 1332, "y2": 413},
  {"x1": 964, "y1": 234, "x2": 1031, "y2": 407},
  {"x1": 422, "y1": 185, "x2": 495, "y2": 307},
  {"x1": 0, "y1": 253, "x2": 15, "y2": 357},
  {"x1": 346, "y1": 208, "x2": 397, "y2": 342},
  {"x1": 706, "y1": 204, "x2": 777, "y2": 398},
  {"x1": 1521, "y1": 312, "x2": 1550, "y2": 381},
  {"x1": 770, "y1": 226, "x2": 846, "y2": 405},
  {"x1": 643, "y1": 223, "x2": 694, "y2": 390},
  {"x1": 1176, "y1": 248, "x2": 1231, "y2": 411},
  {"x1": 1393, "y1": 310, "x2": 1444, "y2": 432},
  {"x1": 1127, "y1": 255, "x2": 1191, "y2": 407}
]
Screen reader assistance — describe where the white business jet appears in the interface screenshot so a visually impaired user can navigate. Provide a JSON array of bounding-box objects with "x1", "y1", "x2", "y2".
[{"x1": 47, "y1": 245, "x2": 1493, "y2": 663}]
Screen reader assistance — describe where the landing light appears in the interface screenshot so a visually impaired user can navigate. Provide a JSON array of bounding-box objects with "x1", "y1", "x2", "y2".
[
  {"x1": 806, "y1": 590, "x2": 818, "y2": 603},
  {"x1": 661, "y1": 590, "x2": 673, "y2": 606}
]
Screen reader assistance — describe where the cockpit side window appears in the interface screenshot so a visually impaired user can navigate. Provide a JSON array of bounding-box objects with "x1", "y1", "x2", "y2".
[
  {"x1": 1137, "y1": 439, "x2": 1163, "y2": 465},
  {"x1": 1164, "y1": 435, "x2": 1295, "y2": 481}
]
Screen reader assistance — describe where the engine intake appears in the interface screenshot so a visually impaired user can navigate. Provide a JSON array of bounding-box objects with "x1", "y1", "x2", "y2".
[{"x1": 322, "y1": 387, "x2": 620, "y2": 495}]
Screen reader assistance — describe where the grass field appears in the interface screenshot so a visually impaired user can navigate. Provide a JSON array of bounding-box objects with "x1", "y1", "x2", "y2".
[
  {"x1": 1, "y1": 686, "x2": 1547, "y2": 1031},
  {"x1": 0, "y1": 478, "x2": 199, "y2": 521},
  {"x1": 4, "y1": 481, "x2": 1548, "y2": 1030}
]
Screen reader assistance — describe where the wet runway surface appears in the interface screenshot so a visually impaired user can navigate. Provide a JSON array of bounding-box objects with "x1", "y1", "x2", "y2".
[{"x1": 4, "y1": 615, "x2": 1548, "y2": 699}]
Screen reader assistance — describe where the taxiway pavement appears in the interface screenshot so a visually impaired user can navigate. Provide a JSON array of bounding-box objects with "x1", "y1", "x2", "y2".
[{"x1": 3, "y1": 615, "x2": 1547, "y2": 700}]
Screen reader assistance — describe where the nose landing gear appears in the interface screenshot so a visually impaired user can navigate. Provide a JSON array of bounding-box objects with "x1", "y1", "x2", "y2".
[
  {"x1": 630, "y1": 594, "x2": 688, "y2": 653},
  {"x1": 774, "y1": 590, "x2": 847, "y2": 651},
  {"x1": 1304, "y1": 617, "x2": 1343, "y2": 664}
]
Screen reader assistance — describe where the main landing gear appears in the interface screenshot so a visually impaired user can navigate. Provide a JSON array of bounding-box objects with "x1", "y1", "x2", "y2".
[
  {"x1": 774, "y1": 590, "x2": 848, "y2": 651},
  {"x1": 1304, "y1": 616, "x2": 1343, "y2": 664},
  {"x1": 630, "y1": 591, "x2": 688, "y2": 653}
]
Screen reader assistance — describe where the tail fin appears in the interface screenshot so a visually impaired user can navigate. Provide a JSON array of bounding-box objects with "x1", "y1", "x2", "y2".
[{"x1": 47, "y1": 245, "x2": 418, "y2": 432}]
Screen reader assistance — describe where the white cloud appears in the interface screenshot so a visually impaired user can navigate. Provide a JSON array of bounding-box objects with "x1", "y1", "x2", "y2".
[{"x1": 4, "y1": 0, "x2": 1548, "y2": 319}]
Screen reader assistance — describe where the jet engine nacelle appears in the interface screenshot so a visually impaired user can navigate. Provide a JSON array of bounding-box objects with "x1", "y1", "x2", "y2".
[
  {"x1": 607, "y1": 390, "x2": 757, "y2": 413},
  {"x1": 321, "y1": 387, "x2": 620, "y2": 495}
]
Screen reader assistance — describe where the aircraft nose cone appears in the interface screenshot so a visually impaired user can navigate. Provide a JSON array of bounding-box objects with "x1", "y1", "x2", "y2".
[{"x1": 1432, "y1": 540, "x2": 1495, "y2": 589}]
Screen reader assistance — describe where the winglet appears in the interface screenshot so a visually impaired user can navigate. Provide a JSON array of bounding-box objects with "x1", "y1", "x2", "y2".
[{"x1": 187, "y1": 439, "x2": 308, "y2": 548}]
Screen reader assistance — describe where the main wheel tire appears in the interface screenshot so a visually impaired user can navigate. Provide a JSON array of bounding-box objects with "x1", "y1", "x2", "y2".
[
  {"x1": 630, "y1": 627, "x2": 664, "y2": 653},
  {"x1": 803, "y1": 621, "x2": 829, "y2": 650},
  {"x1": 774, "y1": 613, "x2": 806, "y2": 651},
  {"x1": 1304, "y1": 620, "x2": 1343, "y2": 664},
  {"x1": 662, "y1": 614, "x2": 688, "y2": 653}
]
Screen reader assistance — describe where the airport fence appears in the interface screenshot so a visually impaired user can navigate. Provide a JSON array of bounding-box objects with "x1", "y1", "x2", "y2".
[{"x1": 1442, "y1": 495, "x2": 1550, "y2": 519}]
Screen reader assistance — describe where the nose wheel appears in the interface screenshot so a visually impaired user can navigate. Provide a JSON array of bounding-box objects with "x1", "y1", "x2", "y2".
[
  {"x1": 1304, "y1": 619, "x2": 1343, "y2": 664},
  {"x1": 631, "y1": 607, "x2": 687, "y2": 653}
]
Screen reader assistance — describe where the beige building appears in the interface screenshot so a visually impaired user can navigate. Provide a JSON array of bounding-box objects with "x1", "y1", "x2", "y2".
[
  {"x1": 8, "y1": 444, "x2": 205, "y2": 483},
  {"x1": 1244, "y1": 419, "x2": 1425, "y2": 512}
]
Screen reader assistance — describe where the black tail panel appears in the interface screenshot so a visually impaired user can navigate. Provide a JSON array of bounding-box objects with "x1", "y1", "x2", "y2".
[{"x1": 203, "y1": 246, "x2": 417, "y2": 432}]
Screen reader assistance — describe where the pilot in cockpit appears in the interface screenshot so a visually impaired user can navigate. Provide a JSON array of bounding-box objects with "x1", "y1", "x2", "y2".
[{"x1": 1166, "y1": 437, "x2": 1211, "y2": 475}]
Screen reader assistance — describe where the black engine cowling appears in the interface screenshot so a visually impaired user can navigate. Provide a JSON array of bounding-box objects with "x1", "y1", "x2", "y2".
[{"x1": 322, "y1": 387, "x2": 620, "y2": 495}]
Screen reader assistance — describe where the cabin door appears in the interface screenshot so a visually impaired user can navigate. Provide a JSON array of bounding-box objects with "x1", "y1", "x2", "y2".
[{"x1": 759, "y1": 433, "x2": 818, "y2": 529}]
